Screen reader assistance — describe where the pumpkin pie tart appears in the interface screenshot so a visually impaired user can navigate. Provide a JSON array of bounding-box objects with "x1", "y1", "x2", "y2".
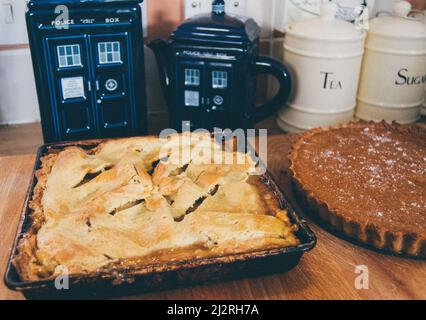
[{"x1": 289, "y1": 121, "x2": 425, "y2": 257}]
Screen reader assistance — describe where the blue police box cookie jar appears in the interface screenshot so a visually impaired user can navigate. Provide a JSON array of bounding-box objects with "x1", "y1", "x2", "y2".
[
  {"x1": 148, "y1": 0, "x2": 292, "y2": 131},
  {"x1": 26, "y1": 0, "x2": 147, "y2": 143}
]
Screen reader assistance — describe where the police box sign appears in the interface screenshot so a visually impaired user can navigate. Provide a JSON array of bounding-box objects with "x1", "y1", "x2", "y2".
[
  {"x1": 49, "y1": 5, "x2": 128, "y2": 29},
  {"x1": 51, "y1": 17, "x2": 123, "y2": 27}
]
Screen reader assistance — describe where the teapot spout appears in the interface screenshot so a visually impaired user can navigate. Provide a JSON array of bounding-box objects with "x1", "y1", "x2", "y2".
[{"x1": 147, "y1": 39, "x2": 171, "y2": 98}]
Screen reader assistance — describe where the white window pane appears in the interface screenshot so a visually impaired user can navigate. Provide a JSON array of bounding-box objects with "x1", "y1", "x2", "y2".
[
  {"x1": 185, "y1": 69, "x2": 200, "y2": 86},
  {"x1": 99, "y1": 52, "x2": 106, "y2": 64},
  {"x1": 58, "y1": 46, "x2": 65, "y2": 56},
  {"x1": 59, "y1": 56, "x2": 67, "y2": 67},
  {"x1": 113, "y1": 52, "x2": 121, "y2": 63},
  {"x1": 112, "y1": 42, "x2": 120, "y2": 62},
  {"x1": 57, "y1": 44, "x2": 81, "y2": 67},
  {"x1": 98, "y1": 41, "x2": 121, "y2": 64},
  {"x1": 74, "y1": 54, "x2": 81, "y2": 66},
  {"x1": 212, "y1": 71, "x2": 228, "y2": 89}
]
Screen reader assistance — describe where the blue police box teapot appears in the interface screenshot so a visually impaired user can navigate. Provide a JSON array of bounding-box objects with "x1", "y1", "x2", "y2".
[{"x1": 148, "y1": 0, "x2": 292, "y2": 131}]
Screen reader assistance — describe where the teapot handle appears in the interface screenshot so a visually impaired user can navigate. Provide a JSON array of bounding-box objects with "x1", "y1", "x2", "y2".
[{"x1": 251, "y1": 56, "x2": 292, "y2": 123}]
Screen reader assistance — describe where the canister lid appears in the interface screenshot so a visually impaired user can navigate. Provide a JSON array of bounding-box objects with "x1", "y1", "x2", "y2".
[
  {"x1": 369, "y1": 1, "x2": 426, "y2": 39},
  {"x1": 286, "y1": 2, "x2": 364, "y2": 41}
]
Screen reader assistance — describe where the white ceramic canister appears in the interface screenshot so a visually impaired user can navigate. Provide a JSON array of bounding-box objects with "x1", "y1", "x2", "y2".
[
  {"x1": 356, "y1": 1, "x2": 426, "y2": 123},
  {"x1": 277, "y1": 1, "x2": 366, "y2": 133}
]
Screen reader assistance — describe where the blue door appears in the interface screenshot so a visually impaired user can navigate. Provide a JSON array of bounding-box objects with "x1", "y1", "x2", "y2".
[
  {"x1": 47, "y1": 36, "x2": 96, "y2": 140},
  {"x1": 90, "y1": 33, "x2": 134, "y2": 137},
  {"x1": 177, "y1": 60, "x2": 207, "y2": 129},
  {"x1": 46, "y1": 32, "x2": 134, "y2": 139},
  {"x1": 205, "y1": 62, "x2": 233, "y2": 129}
]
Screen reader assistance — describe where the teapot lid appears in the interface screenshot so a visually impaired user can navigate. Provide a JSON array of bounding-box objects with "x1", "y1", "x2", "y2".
[
  {"x1": 369, "y1": 1, "x2": 426, "y2": 39},
  {"x1": 171, "y1": 0, "x2": 260, "y2": 45},
  {"x1": 286, "y1": 1, "x2": 365, "y2": 41}
]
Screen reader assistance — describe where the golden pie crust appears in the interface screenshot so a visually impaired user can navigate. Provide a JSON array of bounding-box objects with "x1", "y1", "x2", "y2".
[
  {"x1": 289, "y1": 121, "x2": 425, "y2": 257},
  {"x1": 13, "y1": 133, "x2": 299, "y2": 281}
]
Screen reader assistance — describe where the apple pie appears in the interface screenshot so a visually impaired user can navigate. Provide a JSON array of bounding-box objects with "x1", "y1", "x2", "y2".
[{"x1": 13, "y1": 133, "x2": 300, "y2": 281}]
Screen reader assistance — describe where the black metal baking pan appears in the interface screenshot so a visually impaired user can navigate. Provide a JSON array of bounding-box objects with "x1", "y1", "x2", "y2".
[{"x1": 4, "y1": 138, "x2": 316, "y2": 299}]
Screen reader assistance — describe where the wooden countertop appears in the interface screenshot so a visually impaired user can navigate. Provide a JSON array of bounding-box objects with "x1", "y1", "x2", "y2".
[{"x1": 0, "y1": 134, "x2": 425, "y2": 300}]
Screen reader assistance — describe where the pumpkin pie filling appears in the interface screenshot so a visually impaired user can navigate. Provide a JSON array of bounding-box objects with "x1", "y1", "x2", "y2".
[{"x1": 290, "y1": 122, "x2": 425, "y2": 256}]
